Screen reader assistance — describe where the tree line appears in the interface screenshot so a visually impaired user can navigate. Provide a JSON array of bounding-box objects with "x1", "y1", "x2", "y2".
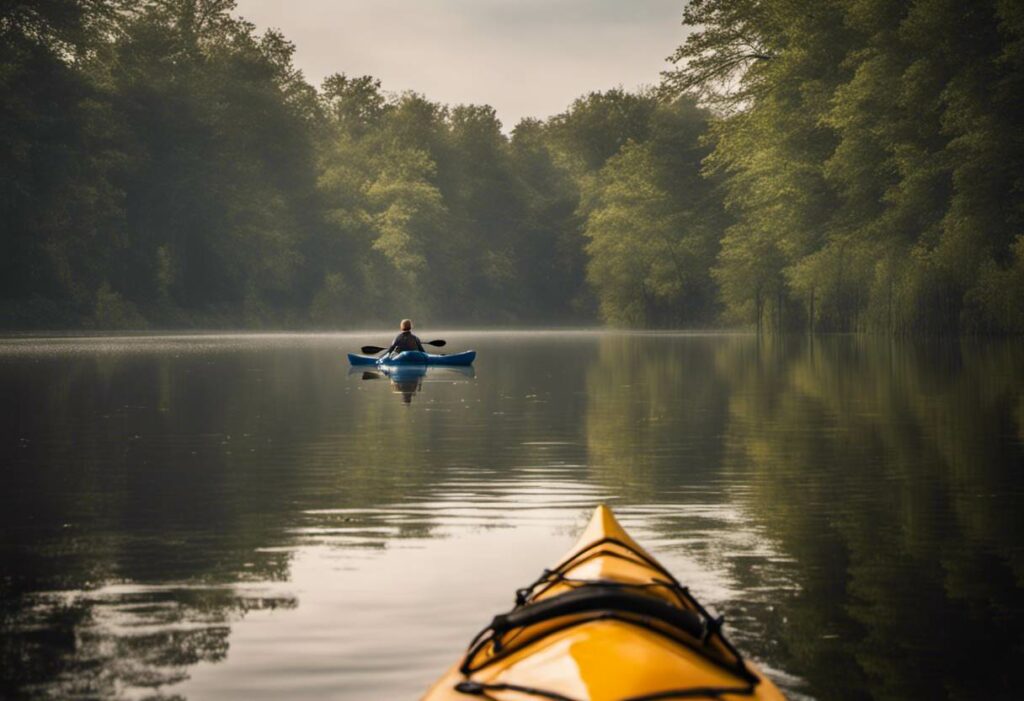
[
  {"x1": 664, "y1": 0, "x2": 1024, "y2": 333},
  {"x1": 2, "y1": 0, "x2": 1022, "y2": 333}
]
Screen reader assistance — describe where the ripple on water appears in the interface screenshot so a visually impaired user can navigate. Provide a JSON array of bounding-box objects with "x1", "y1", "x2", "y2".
[{"x1": 4, "y1": 332, "x2": 1022, "y2": 700}]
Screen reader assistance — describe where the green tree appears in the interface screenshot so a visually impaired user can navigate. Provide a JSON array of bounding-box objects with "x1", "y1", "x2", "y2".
[
  {"x1": 509, "y1": 118, "x2": 589, "y2": 320},
  {"x1": 545, "y1": 88, "x2": 658, "y2": 174},
  {"x1": 0, "y1": 0, "x2": 128, "y2": 326},
  {"x1": 105, "y1": 0, "x2": 320, "y2": 324},
  {"x1": 582, "y1": 98, "x2": 725, "y2": 326},
  {"x1": 665, "y1": 0, "x2": 1024, "y2": 334}
]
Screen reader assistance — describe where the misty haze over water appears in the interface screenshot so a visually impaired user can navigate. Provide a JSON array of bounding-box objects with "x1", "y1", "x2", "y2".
[{"x1": 2, "y1": 331, "x2": 1021, "y2": 699}]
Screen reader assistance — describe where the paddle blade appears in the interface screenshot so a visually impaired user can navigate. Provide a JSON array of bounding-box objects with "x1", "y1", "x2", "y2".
[{"x1": 426, "y1": 339, "x2": 446, "y2": 347}]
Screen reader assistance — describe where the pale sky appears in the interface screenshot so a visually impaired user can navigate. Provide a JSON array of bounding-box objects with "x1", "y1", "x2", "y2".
[{"x1": 233, "y1": 0, "x2": 688, "y2": 129}]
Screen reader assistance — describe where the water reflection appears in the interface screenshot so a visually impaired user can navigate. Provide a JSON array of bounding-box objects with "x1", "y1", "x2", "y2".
[
  {"x1": 5, "y1": 584, "x2": 296, "y2": 698},
  {"x1": 0, "y1": 332, "x2": 1020, "y2": 699},
  {"x1": 709, "y1": 336, "x2": 1024, "y2": 700},
  {"x1": 351, "y1": 365, "x2": 476, "y2": 404}
]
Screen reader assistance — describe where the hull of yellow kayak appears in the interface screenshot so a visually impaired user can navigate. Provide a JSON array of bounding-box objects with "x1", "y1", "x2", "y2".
[{"x1": 422, "y1": 505, "x2": 785, "y2": 701}]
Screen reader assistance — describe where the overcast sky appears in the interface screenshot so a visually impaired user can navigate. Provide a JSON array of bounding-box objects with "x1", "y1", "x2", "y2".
[{"x1": 232, "y1": 0, "x2": 688, "y2": 128}]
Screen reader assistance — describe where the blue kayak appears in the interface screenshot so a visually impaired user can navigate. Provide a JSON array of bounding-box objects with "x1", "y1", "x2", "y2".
[{"x1": 347, "y1": 350, "x2": 476, "y2": 367}]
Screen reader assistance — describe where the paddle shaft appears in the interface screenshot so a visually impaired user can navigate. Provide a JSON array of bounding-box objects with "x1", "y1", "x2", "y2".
[{"x1": 360, "y1": 339, "x2": 446, "y2": 355}]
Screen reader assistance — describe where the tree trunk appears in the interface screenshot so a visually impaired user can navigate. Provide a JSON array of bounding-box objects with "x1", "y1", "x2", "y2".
[
  {"x1": 809, "y1": 288, "x2": 815, "y2": 334},
  {"x1": 887, "y1": 275, "x2": 893, "y2": 334},
  {"x1": 755, "y1": 289, "x2": 763, "y2": 335}
]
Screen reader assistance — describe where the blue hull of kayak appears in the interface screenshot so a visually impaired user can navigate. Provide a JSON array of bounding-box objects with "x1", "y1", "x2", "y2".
[{"x1": 347, "y1": 350, "x2": 476, "y2": 367}]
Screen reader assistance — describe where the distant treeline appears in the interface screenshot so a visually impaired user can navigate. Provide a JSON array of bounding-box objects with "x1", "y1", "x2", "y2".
[
  {"x1": 2, "y1": 1, "x2": 1022, "y2": 333},
  {"x1": 666, "y1": 0, "x2": 1024, "y2": 333}
]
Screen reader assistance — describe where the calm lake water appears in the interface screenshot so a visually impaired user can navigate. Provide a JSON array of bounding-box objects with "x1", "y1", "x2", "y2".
[{"x1": 1, "y1": 331, "x2": 1022, "y2": 700}]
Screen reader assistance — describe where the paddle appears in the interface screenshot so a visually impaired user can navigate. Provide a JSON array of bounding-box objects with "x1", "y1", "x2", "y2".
[{"x1": 360, "y1": 339, "x2": 446, "y2": 355}]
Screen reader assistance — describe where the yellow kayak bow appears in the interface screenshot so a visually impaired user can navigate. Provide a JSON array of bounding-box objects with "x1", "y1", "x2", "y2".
[{"x1": 423, "y1": 505, "x2": 786, "y2": 701}]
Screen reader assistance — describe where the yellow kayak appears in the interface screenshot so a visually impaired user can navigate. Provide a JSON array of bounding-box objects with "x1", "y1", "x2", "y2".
[{"x1": 422, "y1": 505, "x2": 786, "y2": 701}]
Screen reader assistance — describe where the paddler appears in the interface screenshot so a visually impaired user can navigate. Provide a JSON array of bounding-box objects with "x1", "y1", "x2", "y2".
[{"x1": 385, "y1": 319, "x2": 425, "y2": 357}]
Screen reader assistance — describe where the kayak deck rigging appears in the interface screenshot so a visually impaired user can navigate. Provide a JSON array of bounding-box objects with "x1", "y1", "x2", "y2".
[
  {"x1": 347, "y1": 349, "x2": 476, "y2": 367},
  {"x1": 422, "y1": 506, "x2": 784, "y2": 701}
]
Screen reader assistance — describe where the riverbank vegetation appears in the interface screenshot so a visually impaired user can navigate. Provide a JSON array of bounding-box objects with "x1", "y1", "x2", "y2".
[{"x1": 3, "y1": 1, "x2": 1022, "y2": 332}]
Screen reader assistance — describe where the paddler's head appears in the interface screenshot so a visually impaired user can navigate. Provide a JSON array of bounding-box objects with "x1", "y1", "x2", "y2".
[{"x1": 400, "y1": 319, "x2": 413, "y2": 331}]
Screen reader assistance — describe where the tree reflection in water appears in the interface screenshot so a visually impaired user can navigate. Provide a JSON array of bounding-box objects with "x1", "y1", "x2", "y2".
[
  {"x1": 585, "y1": 334, "x2": 1024, "y2": 700},
  {"x1": 0, "y1": 333, "x2": 1020, "y2": 699},
  {"x1": 3, "y1": 585, "x2": 296, "y2": 698},
  {"x1": 354, "y1": 364, "x2": 475, "y2": 404}
]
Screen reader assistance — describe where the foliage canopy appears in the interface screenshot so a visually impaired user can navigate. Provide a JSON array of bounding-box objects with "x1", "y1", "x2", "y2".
[{"x1": 2, "y1": 0, "x2": 1021, "y2": 333}]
